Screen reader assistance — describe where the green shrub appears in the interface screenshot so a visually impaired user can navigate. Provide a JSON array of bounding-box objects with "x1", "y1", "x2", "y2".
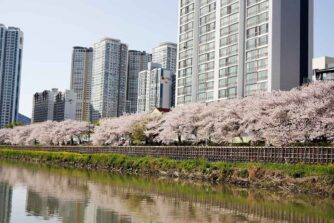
[{"x1": 240, "y1": 169, "x2": 249, "y2": 178}]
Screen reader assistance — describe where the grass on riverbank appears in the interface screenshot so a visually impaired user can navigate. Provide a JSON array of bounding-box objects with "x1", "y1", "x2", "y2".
[{"x1": 0, "y1": 149, "x2": 334, "y2": 180}]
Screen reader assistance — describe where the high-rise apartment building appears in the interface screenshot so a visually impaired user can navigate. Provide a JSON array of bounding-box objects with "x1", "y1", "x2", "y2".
[
  {"x1": 152, "y1": 42, "x2": 177, "y2": 74},
  {"x1": 126, "y1": 50, "x2": 151, "y2": 114},
  {"x1": 176, "y1": 0, "x2": 314, "y2": 105},
  {"x1": 91, "y1": 38, "x2": 128, "y2": 122},
  {"x1": 0, "y1": 24, "x2": 24, "y2": 128},
  {"x1": 70, "y1": 47, "x2": 93, "y2": 122},
  {"x1": 32, "y1": 89, "x2": 76, "y2": 123},
  {"x1": 137, "y1": 63, "x2": 175, "y2": 113},
  {"x1": 152, "y1": 42, "x2": 177, "y2": 107}
]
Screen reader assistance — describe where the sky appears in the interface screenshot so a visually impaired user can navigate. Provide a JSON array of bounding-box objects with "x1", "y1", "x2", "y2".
[{"x1": 0, "y1": 0, "x2": 333, "y2": 117}]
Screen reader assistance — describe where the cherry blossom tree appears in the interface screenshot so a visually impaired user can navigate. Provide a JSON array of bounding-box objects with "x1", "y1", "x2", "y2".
[
  {"x1": 1, "y1": 81, "x2": 334, "y2": 147},
  {"x1": 146, "y1": 103, "x2": 204, "y2": 145},
  {"x1": 92, "y1": 113, "x2": 148, "y2": 146}
]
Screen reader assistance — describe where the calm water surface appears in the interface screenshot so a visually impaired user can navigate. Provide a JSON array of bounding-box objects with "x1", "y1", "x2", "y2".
[{"x1": 0, "y1": 161, "x2": 333, "y2": 223}]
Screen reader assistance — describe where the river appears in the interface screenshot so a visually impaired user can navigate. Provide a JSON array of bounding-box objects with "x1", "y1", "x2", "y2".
[{"x1": 0, "y1": 160, "x2": 333, "y2": 223}]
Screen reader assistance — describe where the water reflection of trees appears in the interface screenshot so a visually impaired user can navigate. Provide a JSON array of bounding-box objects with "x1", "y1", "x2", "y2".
[{"x1": 0, "y1": 163, "x2": 333, "y2": 223}]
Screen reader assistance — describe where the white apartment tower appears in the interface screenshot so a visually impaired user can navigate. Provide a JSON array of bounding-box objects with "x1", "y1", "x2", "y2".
[
  {"x1": 176, "y1": 0, "x2": 314, "y2": 105},
  {"x1": 70, "y1": 47, "x2": 93, "y2": 122},
  {"x1": 0, "y1": 24, "x2": 24, "y2": 128},
  {"x1": 91, "y1": 38, "x2": 128, "y2": 122},
  {"x1": 126, "y1": 50, "x2": 151, "y2": 114},
  {"x1": 152, "y1": 42, "x2": 177, "y2": 74}
]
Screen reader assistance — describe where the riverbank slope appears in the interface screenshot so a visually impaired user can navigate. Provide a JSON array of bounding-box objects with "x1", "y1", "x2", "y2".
[{"x1": 0, "y1": 149, "x2": 333, "y2": 198}]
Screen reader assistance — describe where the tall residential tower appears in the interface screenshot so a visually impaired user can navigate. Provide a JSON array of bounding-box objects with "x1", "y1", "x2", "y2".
[
  {"x1": 152, "y1": 42, "x2": 177, "y2": 107},
  {"x1": 176, "y1": 0, "x2": 313, "y2": 105},
  {"x1": 70, "y1": 47, "x2": 93, "y2": 122},
  {"x1": 0, "y1": 24, "x2": 24, "y2": 128},
  {"x1": 126, "y1": 50, "x2": 151, "y2": 114},
  {"x1": 91, "y1": 38, "x2": 128, "y2": 122},
  {"x1": 152, "y1": 42, "x2": 177, "y2": 74}
]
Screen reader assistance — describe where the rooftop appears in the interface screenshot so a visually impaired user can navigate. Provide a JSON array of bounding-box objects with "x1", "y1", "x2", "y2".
[
  {"x1": 157, "y1": 42, "x2": 177, "y2": 47},
  {"x1": 100, "y1": 37, "x2": 121, "y2": 43}
]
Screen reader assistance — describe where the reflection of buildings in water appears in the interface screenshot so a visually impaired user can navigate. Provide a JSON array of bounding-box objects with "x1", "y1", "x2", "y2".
[
  {"x1": 26, "y1": 190, "x2": 86, "y2": 223},
  {"x1": 0, "y1": 166, "x2": 88, "y2": 202},
  {"x1": 26, "y1": 191, "x2": 59, "y2": 219},
  {"x1": 84, "y1": 201, "x2": 136, "y2": 223},
  {"x1": 0, "y1": 183, "x2": 12, "y2": 223},
  {"x1": 0, "y1": 163, "x2": 333, "y2": 223},
  {"x1": 84, "y1": 202, "x2": 97, "y2": 223},
  {"x1": 58, "y1": 201, "x2": 86, "y2": 223},
  {"x1": 96, "y1": 208, "x2": 133, "y2": 223},
  {"x1": 87, "y1": 183, "x2": 263, "y2": 223}
]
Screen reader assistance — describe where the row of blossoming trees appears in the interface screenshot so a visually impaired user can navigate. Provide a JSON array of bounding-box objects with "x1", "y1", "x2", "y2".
[{"x1": 1, "y1": 81, "x2": 334, "y2": 147}]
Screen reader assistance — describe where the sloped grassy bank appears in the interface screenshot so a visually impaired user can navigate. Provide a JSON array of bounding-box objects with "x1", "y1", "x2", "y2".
[{"x1": 0, "y1": 149, "x2": 334, "y2": 197}]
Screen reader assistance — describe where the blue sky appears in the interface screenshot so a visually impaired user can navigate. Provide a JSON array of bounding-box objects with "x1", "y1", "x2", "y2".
[{"x1": 0, "y1": 0, "x2": 333, "y2": 117}]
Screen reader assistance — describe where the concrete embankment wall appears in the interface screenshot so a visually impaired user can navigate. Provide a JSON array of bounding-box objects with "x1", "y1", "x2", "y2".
[{"x1": 1, "y1": 145, "x2": 333, "y2": 164}]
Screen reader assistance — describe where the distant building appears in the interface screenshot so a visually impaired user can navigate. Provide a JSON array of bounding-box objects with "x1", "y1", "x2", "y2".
[
  {"x1": 137, "y1": 63, "x2": 175, "y2": 113},
  {"x1": 32, "y1": 89, "x2": 76, "y2": 123},
  {"x1": 151, "y1": 42, "x2": 177, "y2": 108},
  {"x1": 312, "y1": 57, "x2": 334, "y2": 81},
  {"x1": 17, "y1": 113, "x2": 31, "y2": 125},
  {"x1": 70, "y1": 47, "x2": 93, "y2": 122},
  {"x1": 91, "y1": 38, "x2": 128, "y2": 122},
  {"x1": 32, "y1": 89, "x2": 58, "y2": 123},
  {"x1": 137, "y1": 63, "x2": 161, "y2": 113},
  {"x1": 152, "y1": 42, "x2": 177, "y2": 74},
  {"x1": 53, "y1": 90, "x2": 76, "y2": 122},
  {"x1": 0, "y1": 24, "x2": 24, "y2": 128},
  {"x1": 126, "y1": 50, "x2": 151, "y2": 114}
]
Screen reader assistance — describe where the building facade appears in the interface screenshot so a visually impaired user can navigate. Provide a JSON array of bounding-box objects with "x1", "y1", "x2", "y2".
[
  {"x1": 152, "y1": 42, "x2": 177, "y2": 107},
  {"x1": 32, "y1": 89, "x2": 58, "y2": 123},
  {"x1": 32, "y1": 89, "x2": 76, "y2": 123},
  {"x1": 0, "y1": 24, "x2": 24, "y2": 128},
  {"x1": 312, "y1": 56, "x2": 334, "y2": 81},
  {"x1": 126, "y1": 50, "x2": 151, "y2": 114},
  {"x1": 53, "y1": 92, "x2": 66, "y2": 122},
  {"x1": 53, "y1": 90, "x2": 76, "y2": 122},
  {"x1": 176, "y1": 0, "x2": 314, "y2": 105},
  {"x1": 152, "y1": 42, "x2": 177, "y2": 74},
  {"x1": 137, "y1": 63, "x2": 175, "y2": 113},
  {"x1": 70, "y1": 47, "x2": 93, "y2": 122},
  {"x1": 152, "y1": 42, "x2": 177, "y2": 73},
  {"x1": 17, "y1": 113, "x2": 31, "y2": 125},
  {"x1": 91, "y1": 38, "x2": 128, "y2": 122}
]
